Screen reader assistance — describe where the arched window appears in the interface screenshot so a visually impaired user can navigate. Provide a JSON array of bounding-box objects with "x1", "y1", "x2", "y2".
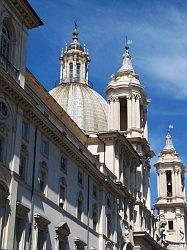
[
  {"x1": 0, "y1": 22, "x2": 10, "y2": 60},
  {"x1": 76, "y1": 63, "x2": 81, "y2": 83},
  {"x1": 69, "y1": 63, "x2": 73, "y2": 82}
]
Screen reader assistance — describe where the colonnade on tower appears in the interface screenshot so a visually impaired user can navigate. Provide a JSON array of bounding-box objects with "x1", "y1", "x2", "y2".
[
  {"x1": 105, "y1": 44, "x2": 148, "y2": 141},
  {"x1": 59, "y1": 25, "x2": 90, "y2": 85}
]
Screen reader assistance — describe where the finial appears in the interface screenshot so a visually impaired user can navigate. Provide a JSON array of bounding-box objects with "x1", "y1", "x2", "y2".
[
  {"x1": 65, "y1": 43, "x2": 67, "y2": 51},
  {"x1": 118, "y1": 36, "x2": 134, "y2": 72},
  {"x1": 163, "y1": 124, "x2": 175, "y2": 152},
  {"x1": 73, "y1": 20, "x2": 79, "y2": 43},
  {"x1": 61, "y1": 47, "x2": 63, "y2": 55},
  {"x1": 84, "y1": 44, "x2": 86, "y2": 52}
]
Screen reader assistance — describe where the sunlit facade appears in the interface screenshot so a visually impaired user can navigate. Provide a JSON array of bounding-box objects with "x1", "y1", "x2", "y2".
[{"x1": 0, "y1": 1, "x2": 186, "y2": 250}]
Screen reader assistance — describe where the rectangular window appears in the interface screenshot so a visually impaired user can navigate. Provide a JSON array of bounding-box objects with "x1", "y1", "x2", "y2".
[
  {"x1": 19, "y1": 154, "x2": 26, "y2": 180},
  {"x1": 78, "y1": 170, "x2": 83, "y2": 186},
  {"x1": 0, "y1": 137, "x2": 4, "y2": 162},
  {"x1": 69, "y1": 63, "x2": 73, "y2": 82},
  {"x1": 168, "y1": 220, "x2": 174, "y2": 230},
  {"x1": 41, "y1": 138, "x2": 49, "y2": 157},
  {"x1": 60, "y1": 156, "x2": 67, "y2": 172},
  {"x1": 93, "y1": 184, "x2": 97, "y2": 199},
  {"x1": 22, "y1": 121, "x2": 29, "y2": 141},
  {"x1": 59, "y1": 185, "x2": 65, "y2": 208}
]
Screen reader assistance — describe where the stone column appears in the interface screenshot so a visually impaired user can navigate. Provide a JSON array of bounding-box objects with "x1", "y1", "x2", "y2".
[
  {"x1": 175, "y1": 170, "x2": 179, "y2": 196},
  {"x1": 178, "y1": 170, "x2": 182, "y2": 197},
  {"x1": 114, "y1": 97, "x2": 120, "y2": 130},
  {"x1": 65, "y1": 60, "x2": 69, "y2": 82},
  {"x1": 172, "y1": 171, "x2": 176, "y2": 197},
  {"x1": 81, "y1": 62, "x2": 85, "y2": 83},
  {"x1": 60, "y1": 61, "x2": 63, "y2": 81},
  {"x1": 157, "y1": 171, "x2": 160, "y2": 198},
  {"x1": 127, "y1": 96, "x2": 132, "y2": 130},
  {"x1": 73, "y1": 57, "x2": 76, "y2": 81},
  {"x1": 131, "y1": 95, "x2": 136, "y2": 128},
  {"x1": 135, "y1": 95, "x2": 140, "y2": 129}
]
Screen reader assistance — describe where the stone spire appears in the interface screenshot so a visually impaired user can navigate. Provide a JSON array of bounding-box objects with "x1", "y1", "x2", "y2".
[
  {"x1": 163, "y1": 129, "x2": 175, "y2": 153},
  {"x1": 118, "y1": 43, "x2": 134, "y2": 73}
]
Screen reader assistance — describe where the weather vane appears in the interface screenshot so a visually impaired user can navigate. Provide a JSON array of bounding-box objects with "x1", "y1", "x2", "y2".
[
  {"x1": 74, "y1": 19, "x2": 78, "y2": 30},
  {"x1": 125, "y1": 36, "x2": 132, "y2": 47},
  {"x1": 168, "y1": 123, "x2": 174, "y2": 133}
]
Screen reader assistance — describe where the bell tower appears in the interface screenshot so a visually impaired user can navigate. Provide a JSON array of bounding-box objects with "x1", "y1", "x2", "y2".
[
  {"x1": 105, "y1": 41, "x2": 154, "y2": 236},
  {"x1": 105, "y1": 43, "x2": 149, "y2": 140},
  {"x1": 155, "y1": 129, "x2": 187, "y2": 249}
]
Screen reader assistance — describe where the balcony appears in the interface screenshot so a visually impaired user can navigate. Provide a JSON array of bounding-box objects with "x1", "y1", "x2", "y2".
[{"x1": 0, "y1": 54, "x2": 19, "y2": 81}]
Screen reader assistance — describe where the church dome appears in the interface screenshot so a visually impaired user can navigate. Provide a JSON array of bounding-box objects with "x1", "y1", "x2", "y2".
[
  {"x1": 50, "y1": 83, "x2": 108, "y2": 133},
  {"x1": 50, "y1": 25, "x2": 108, "y2": 133}
]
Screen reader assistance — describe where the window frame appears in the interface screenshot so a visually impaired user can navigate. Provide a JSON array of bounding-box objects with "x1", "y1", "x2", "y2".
[
  {"x1": 78, "y1": 170, "x2": 84, "y2": 188},
  {"x1": 0, "y1": 22, "x2": 10, "y2": 61},
  {"x1": 40, "y1": 137, "x2": 49, "y2": 158},
  {"x1": 22, "y1": 120, "x2": 29, "y2": 142},
  {"x1": 69, "y1": 62, "x2": 73, "y2": 82},
  {"x1": 60, "y1": 155, "x2": 67, "y2": 174}
]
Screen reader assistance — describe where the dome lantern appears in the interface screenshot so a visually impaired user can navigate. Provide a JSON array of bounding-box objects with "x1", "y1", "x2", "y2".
[{"x1": 59, "y1": 23, "x2": 90, "y2": 85}]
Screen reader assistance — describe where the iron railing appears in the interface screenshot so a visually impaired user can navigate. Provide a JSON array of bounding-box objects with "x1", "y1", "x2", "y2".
[{"x1": 0, "y1": 54, "x2": 19, "y2": 81}]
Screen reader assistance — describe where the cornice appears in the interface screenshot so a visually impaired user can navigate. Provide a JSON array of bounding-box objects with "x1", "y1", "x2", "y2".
[
  {"x1": 97, "y1": 131, "x2": 140, "y2": 165},
  {"x1": 7, "y1": 0, "x2": 43, "y2": 29},
  {"x1": 0, "y1": 70, "x2": 125, "y2": 198}
]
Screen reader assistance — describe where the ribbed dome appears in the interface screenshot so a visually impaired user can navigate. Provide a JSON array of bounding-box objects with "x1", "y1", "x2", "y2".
[{"x1": 50, "y1": 83, "x2": 108, "y2": 133}]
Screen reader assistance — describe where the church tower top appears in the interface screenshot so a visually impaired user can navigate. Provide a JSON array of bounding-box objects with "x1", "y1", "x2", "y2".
[
  {"x1": 118, "y1": 41, "x2": 134, "y2": 73},
  {"x1": 163, "y1": 129, "x2": 176, "y2": 153}
]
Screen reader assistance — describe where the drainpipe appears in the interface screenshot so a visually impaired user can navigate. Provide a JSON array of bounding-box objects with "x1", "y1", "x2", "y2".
[
  {"x1": 28, "y1": 125, "x2": 38, "y2": 250},
  {"x1": 87, "y1": 175, "x2": 90, "y2": 250}
]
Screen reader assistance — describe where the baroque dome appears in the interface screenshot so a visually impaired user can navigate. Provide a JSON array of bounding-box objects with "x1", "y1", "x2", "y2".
[{"x1": 50, "y1": 83, "x2": 108, "y2": 133}]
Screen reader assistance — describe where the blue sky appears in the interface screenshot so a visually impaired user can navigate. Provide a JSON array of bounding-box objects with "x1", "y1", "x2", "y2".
[{"x1": 28, "y1": 0, "x2": 187, "y2": 204}]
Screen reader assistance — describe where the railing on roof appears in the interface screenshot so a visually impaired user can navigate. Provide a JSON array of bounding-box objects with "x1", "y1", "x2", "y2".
[
  {"x1": 0, "y1": 54, "x2": 19, "y2": 81},
  {"x1": 54, "y1": 78, "x2": 94, "y2": 88}
]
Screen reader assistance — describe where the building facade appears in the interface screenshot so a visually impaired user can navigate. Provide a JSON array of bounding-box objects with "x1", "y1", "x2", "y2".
[{"x1": 0, "y1": 1, "x2": 186, "y2": 250}]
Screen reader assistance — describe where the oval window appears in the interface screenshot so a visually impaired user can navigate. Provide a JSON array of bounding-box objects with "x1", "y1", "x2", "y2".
[{"x1": 0, "y1": 102, "x2": 8, "y2": 118}]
